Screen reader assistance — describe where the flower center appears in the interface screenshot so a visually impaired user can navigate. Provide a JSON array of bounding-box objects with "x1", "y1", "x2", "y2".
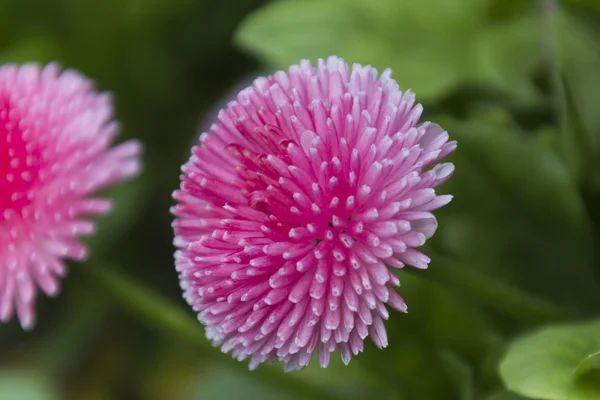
[{"x1": 0, "y1": 98, "x2": 42, "y2": 221}]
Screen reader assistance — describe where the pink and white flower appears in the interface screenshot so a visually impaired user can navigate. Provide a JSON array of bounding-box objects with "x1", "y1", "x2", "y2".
[
  {"x1": 0, "y1": 63, "x2": 142, "y2": 329},
  {"x1": 172, "y1": 56, "x2": 456, "y2": 371}
]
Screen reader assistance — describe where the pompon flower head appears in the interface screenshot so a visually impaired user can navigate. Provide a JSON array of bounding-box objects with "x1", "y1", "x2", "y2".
[
  {"x1": 172, "y1": 56, "x2": 456, "y2": 371},
  {"x1": 0, "y1": 63, "x2": 142, "y2": 330}
]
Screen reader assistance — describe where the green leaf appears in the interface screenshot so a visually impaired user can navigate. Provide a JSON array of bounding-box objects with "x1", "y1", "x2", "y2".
[
  {"x1": 236, "y1": 0, "x2": 541, "y2": 102},
  {"x1": 499, "y1": 319, "x2": 600, "y2": 400},
  {"x1": 0, "y1": 371, "x2": 57, "y2": 400},
  {"x1": 575, "y1": 352, "x2": 600, "y2": 376},
  {"x1": 571, "y1": 352, "x2": 600, "y2": 400},
  {"x1": 236, "y1": 0, "x2": 354, "y2": 67}
]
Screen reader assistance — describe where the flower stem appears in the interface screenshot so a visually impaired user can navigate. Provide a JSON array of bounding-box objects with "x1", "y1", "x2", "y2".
[{"x1": 75, "y1": 264, "x2": 344, "y2": 400}]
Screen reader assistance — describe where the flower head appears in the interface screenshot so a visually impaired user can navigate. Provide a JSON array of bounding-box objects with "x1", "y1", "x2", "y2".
[
  {"x1": 0, "y1": 63, "x2": 142, "y2": 329},
  {"x1": 172, "y1": 56, "x2": 456, "y2": 371}
]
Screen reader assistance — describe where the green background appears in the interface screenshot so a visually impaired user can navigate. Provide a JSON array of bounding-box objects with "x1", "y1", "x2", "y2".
[{"x1": 2, "y1": 0, "x2": 600, "y2": 399}]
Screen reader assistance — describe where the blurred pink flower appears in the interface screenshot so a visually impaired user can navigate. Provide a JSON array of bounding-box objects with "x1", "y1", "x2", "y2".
[
  {"x1": 172, "y1": 56, "x2": 456, "y2": 371},
  {"x1": 0, "y1": 63, "x2": 142, "y2": 330}
]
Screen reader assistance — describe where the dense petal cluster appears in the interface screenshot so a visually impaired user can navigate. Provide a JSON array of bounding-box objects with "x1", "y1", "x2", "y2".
[
  {"x1": 0, "y1": 63, "x2": 142, "y2": 329},
  {"x1": 172, "y1": 56, "x2": 456, "y2": 371}
]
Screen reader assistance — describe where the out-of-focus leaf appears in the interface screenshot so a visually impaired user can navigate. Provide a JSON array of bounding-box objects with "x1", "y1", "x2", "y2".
[
  {"x1": 485, "y1": 390, "x2": 531, "y2": 400},
  {"x1": 436, "y1": 109, "x2": 600, "y2": 311},
  {"x1": 488, "y1": 0, "x2": 533, "y2": 18},
  {"x1": 559, "y1": 12, "x2": 600, "y2": 140},
  {"x1": 235, "y1": 0, "x2": 356, "y2": 69},
  {"x1": 558, "y1": 11, "x2": 600, "y2": 182},
  {"x1": 398, "y1": 273, "x2": 498, "y2": 361},
  {"x1": 356, "y1": 278, "x2": 470, "y2": 400},
  {"x1": 473, "y1": 15, "x2": 541, "y2": 103},
  {"x1": 440, "y1": 349, "x2": 475, "y2": 400},
  {"x1": 358, "y1": 328, "x2": 451, "y2": 399},
  {"x1": 478, "y1": 337, "x2": 512, "y2": 392},
  {"x1": 188, "y1": 365, "x2": 290, "y2": 400},
  {"x1": 288, "y1": 356, "x2": 376, "y2": 400},
  {"x1": 235, "y1": 0, "x2": 478, "y2": 101},
  {"x1": 236, "y1": 0, "x2": 541, "y2": 102},
  {"x1": 408, "y1": 252, "x2": 575, "y2": 325},
  {"x1": 499, "y1": 319, "x2": 600, "y2": 400},
  {"x1": 574, "y1": 352, "x2": 600, "y2": 376},
  {"x1": 0, "y1": 371, "x2": 56, "y2": 400},
  {"x1": 451, "y1": 110, "x2": 585, "y2": 226},
  {"x1": 143, "y1": 327, "x2": 373, "y2": 400},
  {"x1": 78, "y1": 266, "x2": 344, "y2": 400},
  {"x1": 563, "y1": 0, "x2": 600, "y2": 11}
]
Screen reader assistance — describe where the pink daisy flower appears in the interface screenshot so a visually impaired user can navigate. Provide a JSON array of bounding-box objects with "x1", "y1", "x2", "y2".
[
  {"x1": 0, "y1": 63, "x2": 142, "y2": 330},
  {"x1": 172, "y1": 56, "x2": 456, "y2": 371}
]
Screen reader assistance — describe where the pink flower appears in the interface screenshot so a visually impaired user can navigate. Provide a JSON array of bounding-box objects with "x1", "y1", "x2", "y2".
[
  {"x1": 172, "y1": 56, "x2": 456, "y2": 371},
  {"x1": 0, "y1": 63, "x2": 142, "y2": 330}
]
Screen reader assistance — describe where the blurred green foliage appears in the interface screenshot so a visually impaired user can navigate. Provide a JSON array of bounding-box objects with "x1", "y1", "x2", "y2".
[
  {"x1": 236, "y1": 0, "x2": 543, "y2": 103},
  {"x1": 2, "y1": 0, "x2": 600, "y2": 399}
]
